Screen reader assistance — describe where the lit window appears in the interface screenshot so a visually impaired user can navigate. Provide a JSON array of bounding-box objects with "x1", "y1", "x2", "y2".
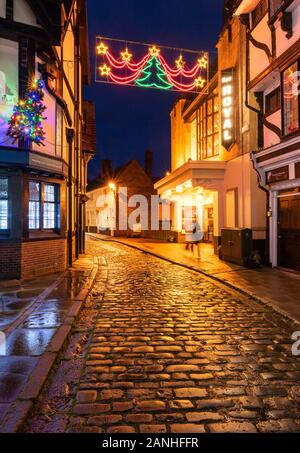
[
  {"x1": 44, "y1": 184, "x2": 60, "y2": 229},
  {"x1": 198, "y1": 94, "x2": 219, "y2": 159},
  {"x1": 29, "y1": 181, "x2": 41, "y2": 230},
  {"x1": 0, "y1": 177, "x2": 8, "y2": 230},
  {"x1": 283, "y1": 62, "x2": 299, "y2": 136},
  {"x1": 29, "y1": 181, "x2": 60, "y2": 231}
]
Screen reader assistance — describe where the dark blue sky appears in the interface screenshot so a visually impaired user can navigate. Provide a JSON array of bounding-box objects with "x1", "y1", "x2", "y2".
[{"x1": 85, "y1": 0, "x2": 223, "y2": 180}]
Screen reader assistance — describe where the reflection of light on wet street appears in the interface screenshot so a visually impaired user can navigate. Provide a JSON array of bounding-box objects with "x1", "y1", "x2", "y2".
[{"x1": 5, "y1": 329, "x2": 56, "y2": 356}]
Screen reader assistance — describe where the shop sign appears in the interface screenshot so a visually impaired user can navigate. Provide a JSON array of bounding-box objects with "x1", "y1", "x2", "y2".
[{"x1": 221, "y1": 68, "x2": 235, "y2": 150}]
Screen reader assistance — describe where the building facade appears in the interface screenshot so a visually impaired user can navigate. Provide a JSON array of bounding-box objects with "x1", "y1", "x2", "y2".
[
  {"x1": 234, "y1": 0, "x2": 300, "y2": 271},
  {"x1": 155, "y1": 5, "x2": 267, "y2": 261},
  {"x1": 0, "y1": 0, "x2": 95, "y2": 280},
  {"x1": 86, "y1": 156, "x2": 157, "y2": 238}
]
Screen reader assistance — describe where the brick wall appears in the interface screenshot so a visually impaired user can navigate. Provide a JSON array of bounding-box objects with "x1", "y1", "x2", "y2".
[
  {"x1": 21, "y1": 239, "x2": 67, "y2": 280},
  {"x1": 0, "y1": 243, "x2": 22, "y2": 280}
]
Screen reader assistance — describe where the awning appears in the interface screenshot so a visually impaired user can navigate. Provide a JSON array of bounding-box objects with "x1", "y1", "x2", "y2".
[{"x1": 155, "y1": 160, "x2": 226, "y2": 195}]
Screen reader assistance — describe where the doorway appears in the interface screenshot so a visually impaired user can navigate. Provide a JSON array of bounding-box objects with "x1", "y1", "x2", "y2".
[{"x1": 278, "y1": 191, "x2": 300, "y2": 271}]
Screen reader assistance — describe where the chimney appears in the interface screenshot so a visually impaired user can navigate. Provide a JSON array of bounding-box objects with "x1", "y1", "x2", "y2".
[
  {"x1": 101, "y1": 159, "x2": 113, "y2": 181},
  {"x1": 145, "y1": 150, "x2": 153, "y2": 180}
]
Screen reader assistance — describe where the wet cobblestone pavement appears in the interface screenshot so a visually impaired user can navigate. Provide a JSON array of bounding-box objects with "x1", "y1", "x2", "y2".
[{"x1": 27, "y1": 238, "x2": 300, "y2": 433}]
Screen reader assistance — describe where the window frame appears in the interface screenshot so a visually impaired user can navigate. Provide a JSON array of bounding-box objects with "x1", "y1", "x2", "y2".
[
  {"x1": 28, "y1": 180, "x2": 60, "y2": 233},
  {"x1": 198, "y1": 93, "x2": 219, "y2": 160},
  {"x1": 0, "y1": 176, "x2": 9, "y2": 233},
  {"x1": 282, "y1": 59, "x2": 300, "y2": 137}
]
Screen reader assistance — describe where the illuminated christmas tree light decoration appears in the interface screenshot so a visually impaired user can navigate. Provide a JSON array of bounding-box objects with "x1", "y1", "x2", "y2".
[
  {"x1": 96, "y1": 37, "x2": 209, "y2": 93},
  {"x1": 6, "y1": 79, "x2": 47, "y2": 146},
  {"x1": 198, "y1": 56, "x2": 208, "y2": 69},
  {"x1": 135, "y1": 56, "x2": 173, "y2": 90},
  {"x1": 195, "y1": 76, "x2": 206, "y2": 88},
  {"x1": 97, "y1": 42, "x2": 108, "y2": 55},
  {"x1": 175, "y1": 55, "x2": 186, "y2": 69},
  {"x1": 149, "y1": 45, "x2": 160, "y2": 56},
  {"x1": 121, "y1": 48, "x2": 133, "y2": 62},
  {"x1": 99, "y1": 64, "x2": 112, "y2": 76}
]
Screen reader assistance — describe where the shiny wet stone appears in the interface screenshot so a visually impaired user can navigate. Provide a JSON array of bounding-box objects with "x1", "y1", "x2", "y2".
[
  {"x1": 35, "y1": 299, "x2": 74, "y2": 312},
  {"x1": 0, "y1": 372, "x2": 29, "y2": 403},
  {"x1": 5, "y1": 328, "x2": 56, "y2": 356},
  {"x1": 0, "y1": 311, "x2": 20, "y2": 329},
  {"x1": 22, "y1": 311, "x2": 63, "y2": 329},
  {"x1": 0, "y1": 356, "x2": 37, "y2": 375},
  {"x1": 1, "y1": 299, "x2": 33, "y2": 312}
]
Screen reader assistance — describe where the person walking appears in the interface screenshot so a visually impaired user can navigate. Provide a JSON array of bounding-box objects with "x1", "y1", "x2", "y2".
[{"x1": 189, "y1": 215, "x2": 203, "y2": 259}]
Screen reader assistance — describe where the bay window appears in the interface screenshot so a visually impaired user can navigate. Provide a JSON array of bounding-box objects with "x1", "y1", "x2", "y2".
[
  {"x1": 0, "y1": 177, "x2": 8, "y2": 231},
  {"x1": 29, "y1": 180, "x2": 60, "y2": 231},
  {"x1": 283, "y1": 61, "x2": 299, "y2": 136}
]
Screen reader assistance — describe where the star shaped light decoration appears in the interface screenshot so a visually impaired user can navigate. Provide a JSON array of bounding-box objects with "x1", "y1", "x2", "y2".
[
  {"x1": 175, "y1": 55, "x2": 186, "y2": 69},
  {"x1": 195, "y1": 77, "x2": 205, "y2": 88},
  {"x1": 99, "y1": 64, "x2": 111, "y2": 76},
  {"x1": 149, "y1": 45, "x2": 160, "y2": 56},
  {"x1": 198, "y1": 55, "x2": 208, "y2": 69},
  {"x1": 121, "y1": 48, "x2": 133, "y2": 62},
  {"x1": 97, "y1": 42, "x2": 108, "y2": 55}
]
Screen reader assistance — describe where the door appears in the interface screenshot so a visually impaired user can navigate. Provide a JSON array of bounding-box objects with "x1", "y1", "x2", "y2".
[{"x1": 278, "y1": 193, "x2": 300, "y2": 271}]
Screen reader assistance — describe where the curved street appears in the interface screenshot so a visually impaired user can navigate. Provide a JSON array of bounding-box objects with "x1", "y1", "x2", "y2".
[{"x1": 27, "y1": 237, "x2": 300, "y2": 433}]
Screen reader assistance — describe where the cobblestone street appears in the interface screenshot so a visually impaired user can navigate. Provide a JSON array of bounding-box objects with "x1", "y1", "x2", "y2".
[{"x1": 27, "y1": 237, "x2": 300, "y2": 433}]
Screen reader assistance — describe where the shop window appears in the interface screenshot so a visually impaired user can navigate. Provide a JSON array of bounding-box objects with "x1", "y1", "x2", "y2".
[
  {"x1": 29, "y1": 180, "x2": 60, "y2": 231},
  {"x1": 29, "y1": 181, "x2": 41, "y2": 229},
  {"x1": 283, "y1": 61, "x2": 299, "y2": 135},
  {"x1": 44, "y1": 183, "x2": 60, "y2": 229},
  {"x1": 0, "y1": 176, "x2": 8, "y2": 230},
  {"x1": 251, "y1": 0, "x2": 268, "y2": 28},
  {"x1": 265, "y1": 87, "x2": 281, "y2": 116}
]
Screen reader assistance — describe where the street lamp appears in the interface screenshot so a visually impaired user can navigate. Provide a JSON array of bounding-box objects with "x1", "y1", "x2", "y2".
[
  {"x1": 108, "y1": 182, "x2": 116, "y2": 236},
  {"x1": 109, "y1": 182, "x2": 116, "y2": 191}
]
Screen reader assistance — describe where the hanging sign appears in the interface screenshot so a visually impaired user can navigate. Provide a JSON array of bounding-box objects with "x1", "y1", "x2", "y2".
[
  {"x1": 221, "y1": 68, "x2": 235, "y2": 150},
  {"x1": 96, "y1": 37, "x2": 209, "y2": 93}
]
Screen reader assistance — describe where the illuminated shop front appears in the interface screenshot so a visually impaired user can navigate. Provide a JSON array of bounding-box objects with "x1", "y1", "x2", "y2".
[{"x1": 155, "y1": 161, "x2": 226, "y2": 249}]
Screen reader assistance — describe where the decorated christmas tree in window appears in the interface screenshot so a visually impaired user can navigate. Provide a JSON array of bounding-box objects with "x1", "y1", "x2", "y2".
[{"x1": 7, "y1": 79, "x2": 47, "y2": 146}]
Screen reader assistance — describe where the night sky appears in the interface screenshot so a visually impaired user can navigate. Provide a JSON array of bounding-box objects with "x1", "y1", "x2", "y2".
[{"x1": 84, "y1": 0, "x2": 223, "y2": 180}]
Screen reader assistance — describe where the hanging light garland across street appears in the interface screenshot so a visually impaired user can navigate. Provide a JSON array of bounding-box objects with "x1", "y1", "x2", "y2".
[{"x1": 96, "y1": 37, "x2": 208, "y2": 93}]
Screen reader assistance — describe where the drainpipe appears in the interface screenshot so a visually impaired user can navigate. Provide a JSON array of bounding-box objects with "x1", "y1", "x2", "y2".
[{"x1": 66, "y1": 128, "x2": 75, "y2": 267}]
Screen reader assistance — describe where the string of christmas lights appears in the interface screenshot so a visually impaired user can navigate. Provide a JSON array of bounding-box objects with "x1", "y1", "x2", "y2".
[{"x1": 96, "y1": 40, "x2": 208, "y2": 92}]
